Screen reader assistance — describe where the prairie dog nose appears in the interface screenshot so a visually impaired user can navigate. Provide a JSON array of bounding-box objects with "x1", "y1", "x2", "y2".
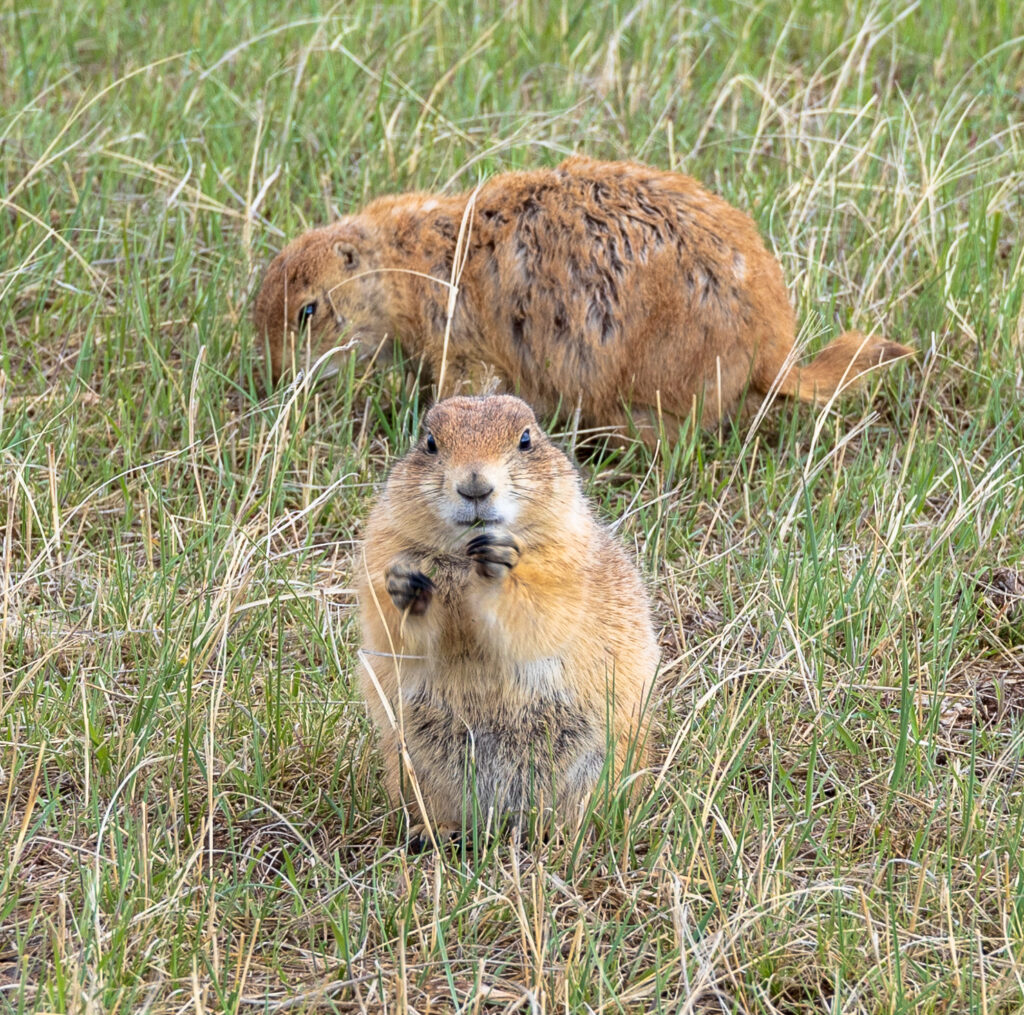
[{"x1": 456, "y1": 471, "x2": 495, "y2": 502}]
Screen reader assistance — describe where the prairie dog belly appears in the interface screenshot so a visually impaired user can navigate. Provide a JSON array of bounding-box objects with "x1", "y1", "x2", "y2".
[{"x1": 400, "y1": 660, "x2": 604, "y2": 819}]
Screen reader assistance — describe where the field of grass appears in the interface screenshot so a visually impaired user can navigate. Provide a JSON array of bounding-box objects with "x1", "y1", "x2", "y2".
[{"x1": 2, "y1": 0, "x2": 1024, "y2": 1010}]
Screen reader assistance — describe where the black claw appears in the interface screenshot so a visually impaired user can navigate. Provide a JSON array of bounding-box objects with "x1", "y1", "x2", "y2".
[
  {"x1": 467, "y1": 532, "x2": 517, "y2": 551},
  {"x1": 467, "y1": 533, "x2": 518, "y2": 557},
  {"x1": 407, "y1": 831, "x2": 431, "y2": 854},
  {"x1": 406, "y1": 828, "x2": 463, "y2": 854}
]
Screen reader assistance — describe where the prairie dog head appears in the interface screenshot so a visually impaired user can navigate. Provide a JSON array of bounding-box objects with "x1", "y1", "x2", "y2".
[
  {"x1": 253, "y1": 220, "x2": 391, "y2": 380},
  {"x1": 385, "y1": 396, "x2": 585, "y2": 545}
]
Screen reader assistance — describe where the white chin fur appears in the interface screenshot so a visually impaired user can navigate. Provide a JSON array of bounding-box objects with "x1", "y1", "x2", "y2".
[{"x1": 443, "y1": 494, "x2": 519, "y2": 528}]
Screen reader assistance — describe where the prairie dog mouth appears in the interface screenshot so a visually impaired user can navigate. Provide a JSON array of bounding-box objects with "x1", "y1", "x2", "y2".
[{"x1": 452, "y1": 510, "x2": 504, "y2": 527}]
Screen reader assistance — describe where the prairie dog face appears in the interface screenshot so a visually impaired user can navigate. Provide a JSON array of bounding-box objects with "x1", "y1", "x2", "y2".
[
  {"x1": 389, "y1": 396, "x2": 582, "y2": 541},
  {"x1": 253, "y1": 221, "x2": 391, "y2": 379}
]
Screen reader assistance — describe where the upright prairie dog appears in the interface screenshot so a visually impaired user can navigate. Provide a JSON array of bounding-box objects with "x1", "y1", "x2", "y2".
[
  {"x1": 255, "y1": 156, "x2": 911, "y2": 441},
  {"x1": 356, "y1": 395, "x2": 659, "y2": 846}
]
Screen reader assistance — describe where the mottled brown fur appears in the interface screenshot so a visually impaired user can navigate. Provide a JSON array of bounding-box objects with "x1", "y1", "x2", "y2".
[
  {"x1": 255, "y1": 157, "x2": 912, "y2": 442},
  {"x1": 356, "y1": 395, "x2": 659, "y2": 845}
]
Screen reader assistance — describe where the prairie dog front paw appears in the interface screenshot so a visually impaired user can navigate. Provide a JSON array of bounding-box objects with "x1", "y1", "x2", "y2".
[
  {"x1": 466, "y1": 530, "x2": 521, "y2": 579},
  {"x1": 385, "y1": 558, "x2": 434, "y2": 615},
  {"x1": 407, "y1": 823, "x2": 462, "y2": 853}
]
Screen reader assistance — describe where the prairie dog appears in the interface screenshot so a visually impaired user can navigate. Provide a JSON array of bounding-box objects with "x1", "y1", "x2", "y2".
[
  {"x1": 254, "y1": 156, "x2": 911, "y2": 443},
  {"x1": 356, "y1": 395, "x2": 659, "y2": 845}
]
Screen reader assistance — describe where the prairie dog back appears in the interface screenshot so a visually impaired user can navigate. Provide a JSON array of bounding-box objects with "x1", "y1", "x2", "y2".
[{"x1": 254, "y1": 157, "x2": 912, "y2": 443}]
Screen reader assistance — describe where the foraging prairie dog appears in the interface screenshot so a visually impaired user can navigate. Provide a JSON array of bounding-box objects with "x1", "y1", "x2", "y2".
[
  {"x1": 255, "y1": 156, "x2": 911, "y2": 442},
  {"x1": 356, "y1": 395, "x2": 659, "y2": 845}
]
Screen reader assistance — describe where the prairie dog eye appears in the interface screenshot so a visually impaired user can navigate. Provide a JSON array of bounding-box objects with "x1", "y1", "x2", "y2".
[
  {"x1": 425, "y1": 434, "x2": 438, "y2": 455},
  {"x1": 297, "y1": 300, "x2": 318, "y2": 327},
  {"x1": 519, "y1": 429, "x2": 531, "y2": 450}
]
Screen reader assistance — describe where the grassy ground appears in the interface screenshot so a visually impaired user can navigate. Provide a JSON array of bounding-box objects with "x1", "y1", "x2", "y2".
[{"x1": 2, "y1": 0, "x2": 1024, "y2": 1010}]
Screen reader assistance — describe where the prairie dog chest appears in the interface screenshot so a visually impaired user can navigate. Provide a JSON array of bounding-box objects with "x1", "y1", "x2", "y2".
[{"x1": 424, "y1": 555, "x2": 565, "y2": 659}]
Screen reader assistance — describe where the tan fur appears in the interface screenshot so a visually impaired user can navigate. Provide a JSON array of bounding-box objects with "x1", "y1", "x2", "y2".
[
  {"x1": 356, "y1": 395, "x2": 659, "y2": 844},
  {"x1": 254, "y1": 157, "x2": 912, "y2": 442}
]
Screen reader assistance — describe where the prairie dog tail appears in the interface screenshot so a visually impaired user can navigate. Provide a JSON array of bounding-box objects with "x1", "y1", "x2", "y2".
[{"x1": 773, "y1": 331, "x2": 913, "y2": 404}]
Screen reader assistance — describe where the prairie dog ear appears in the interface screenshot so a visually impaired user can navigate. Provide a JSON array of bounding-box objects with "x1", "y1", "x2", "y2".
[{"x1": 334, "y1": 241, "x2": 359, "y2": 270}]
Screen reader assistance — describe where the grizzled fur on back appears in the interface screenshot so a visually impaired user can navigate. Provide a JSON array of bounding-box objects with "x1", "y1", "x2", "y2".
[
  {"x1": 356, "y1": 395, "x2": 659, "y2": 843},
  {"x1": 255, "y1": 157, "x2": 912, "y2": 442}
]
